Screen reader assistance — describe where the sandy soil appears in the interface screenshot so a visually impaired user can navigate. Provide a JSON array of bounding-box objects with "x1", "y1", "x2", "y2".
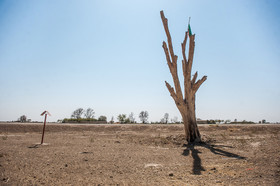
[{"x1": 0, "y1": 123, "x2": 279, "y2": 185}]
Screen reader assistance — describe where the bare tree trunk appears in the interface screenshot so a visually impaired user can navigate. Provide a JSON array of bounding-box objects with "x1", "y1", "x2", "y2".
[{"x1": 160, "y1": 11, "x2": 207, "y2": 143}]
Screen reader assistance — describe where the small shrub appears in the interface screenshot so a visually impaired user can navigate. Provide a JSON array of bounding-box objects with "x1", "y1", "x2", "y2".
[
  {"x1": 209, "y1": 124, "x2": 219, "y2": 127},
  {"x1": 207, "y1": 120, "x2": 216, "y2": 124},
  {"x1": 248, "y1": 133, "x2": 254, "y2": 137},
  {"x1": 90, "y1": 138, "x2": 95, "y2": 143},
  {"x1": 98, "y1": 116, "x2": 107, "y2": 122},
  {"x1": 2, "y1": 136, "x2": 8, "y2": 140},
  {"x1": 238, "y1": 138, "x2": 247, "y2": 145}
]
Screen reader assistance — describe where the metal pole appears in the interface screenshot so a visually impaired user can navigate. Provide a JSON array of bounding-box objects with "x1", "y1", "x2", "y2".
[{"x1": 41, "y1": 114, "x2": 47, "y2": 144}]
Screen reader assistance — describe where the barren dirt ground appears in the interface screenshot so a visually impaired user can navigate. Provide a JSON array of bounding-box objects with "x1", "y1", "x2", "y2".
[{"x1": 0, "y1": 123, "x2": 279, "y2": 185}]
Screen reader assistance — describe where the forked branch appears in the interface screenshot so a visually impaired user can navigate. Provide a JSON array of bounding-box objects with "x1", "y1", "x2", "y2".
[
  {"x1": 165, "y1": 81, "x2": 180, "y2": 105},
  {"x1": 193, "y1": 76, "x2": 207, "y2": 93},
  {"x1": 160, "y1": 11, "x2": 176, "y2": 64},
  {"x1": 187, "y1": 35, "x2": 195, "y2": 80},
  {"x1": 161, "y1": 10, "x2": 183, "y2": 102}
]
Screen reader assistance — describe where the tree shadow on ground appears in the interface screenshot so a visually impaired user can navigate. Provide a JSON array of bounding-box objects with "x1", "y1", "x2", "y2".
[{"x1": 182, "y1": 142, "x2": 246, "y2": 175}]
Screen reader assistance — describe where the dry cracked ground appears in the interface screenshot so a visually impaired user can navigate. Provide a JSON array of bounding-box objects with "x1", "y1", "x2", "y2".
[{"x1": 0, "y1": 123, "x2": 279, "y2": 185}]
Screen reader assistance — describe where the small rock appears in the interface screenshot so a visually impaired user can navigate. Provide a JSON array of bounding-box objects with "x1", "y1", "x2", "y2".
[
  {"x1": 80, "y1": 152, "x2": 93, "y2": 154},
  {"x1": 110, "y1": 176, "x2": 113, "y2": 178},
  {"x1": 3, "y1": 177, "x2": 8, "y2": 181},
  {"x1": 65, "y1": 164, "x2": 68, "y2": 167},
  {"x1": 169, "y1": 172, "x2": 174, "y2": 177},
  {"x1": 144, "y1": 163, "x2": 163, "y2": 168}
]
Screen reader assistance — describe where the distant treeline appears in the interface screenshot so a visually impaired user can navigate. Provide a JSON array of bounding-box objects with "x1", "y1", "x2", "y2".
[
  {"x1": 230, "y1": 121, "x2": 255, "y2": 124},
  {"x1": 62, "y1": 118, "x2": 107, "y2": 124}
]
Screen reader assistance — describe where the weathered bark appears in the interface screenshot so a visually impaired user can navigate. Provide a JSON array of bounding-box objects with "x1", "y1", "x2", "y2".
[{"x1": 160, "y1": 10, "x2": 207, "y2": 143}]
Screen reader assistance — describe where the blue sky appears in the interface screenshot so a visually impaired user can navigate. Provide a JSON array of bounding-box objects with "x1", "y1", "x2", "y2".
[{"x1": 0, "y1": 0, "x2": 279, "y2": 123}]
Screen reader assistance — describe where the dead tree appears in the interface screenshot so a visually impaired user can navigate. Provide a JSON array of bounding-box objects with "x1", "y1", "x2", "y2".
[{"x1": 160, "y1": 10, "x2": 207, "y2": 143}]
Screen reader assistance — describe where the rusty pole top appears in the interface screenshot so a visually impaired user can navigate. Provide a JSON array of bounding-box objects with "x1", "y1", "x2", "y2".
[{"x1": 40, "y1": 111, "x2": 51, "y2": 116}]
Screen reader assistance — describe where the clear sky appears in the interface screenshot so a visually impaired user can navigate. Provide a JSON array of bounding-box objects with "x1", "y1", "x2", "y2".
[{"x1": 0, "y1": 0, "x2": 279, "y2": 123}]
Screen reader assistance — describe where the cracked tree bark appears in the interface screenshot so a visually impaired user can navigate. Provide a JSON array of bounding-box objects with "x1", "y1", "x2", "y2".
[{"x1": 160, "y1": 10, "x2": 207, "y2": 143}]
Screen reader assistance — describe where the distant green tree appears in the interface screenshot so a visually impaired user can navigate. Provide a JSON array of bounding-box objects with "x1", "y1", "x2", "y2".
[
  {"x1": 139, "y1": 111, "x2": 149, "y2": 124},
  {"x1": 71, "y1": 108, "x2": 84, "y2": 119},
  {"x1": 215, "y1": 119, "x2": 222, "y2": 124},
  {"x1": 207, "y1": 120, "x2": 216, "y2": 124},
  {"x1": 84, "y1": 108, "x2": 95, "y2": 119},
  {"x1": 118, "y1": 114, "x2": 127, "y2": 124},
  {"x1": 98, "y1": 115, "x2": 107, "y2": 122},
  {"x1": 129, "y1": 112, "x2": 136, "y2": 123},
  {"x1": 19, "y1": 115, "x2": 27, "y2": 122},
  {"x1": 163, "y1": 113, "x2": 169, "y2": 124}
]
